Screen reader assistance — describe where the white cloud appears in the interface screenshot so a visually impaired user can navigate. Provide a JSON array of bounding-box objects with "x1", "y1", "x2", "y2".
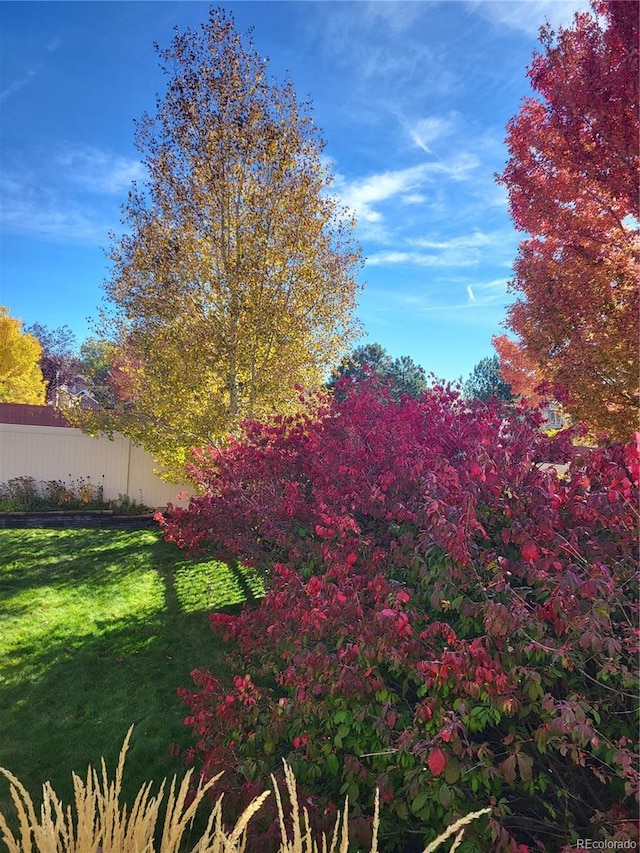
[
  {"x1": 367, "y1": 229, "x2": 518, "y2": 269},
  {"x1": 333, "y1": 154, "x2": 480, "y2": 227},
  {"x1": 390, "y1": 291, "x2": 487, "y2": 315},
  {"x1": 57, "y1": 146, "x2": 146, "y2": 194},
  {"x1": 377, "y1": 278, "x2": 513, "y2": 329},
  {"x1": 466, "y1": 0, "x2": 591, "y2": 37},
  {"x1": 401, "y1": 193, "x2": 428, "y2": 205},
  {"x1": 0, "y1": 69, "x2": 37, "y2": 103},
  {"x1": 408, "y1": 113, "x2": 458, "y2": 154},
  {"x1": 336, "y1": 164, "x2": 430, "y2": 223},
  {"x1": 0, "y1": 194, "x2": 112, "y2": 243},
  {"x1": 1, "y1": 36, "x2": 61, "y2": 103},
  {"x1": 411, "y1": 229, "x2": 509, "y2": 251},
  {"x1": 309, "y1": 3, "x2": 459, "y2": 100},
  {"x1": 476, "y1": 277, "x2": 511, "y2": 292},
  {"x1": 0, "y1": 145, "x2": 144, "y2": 243},
  {"x1": 438, "y1": 153, "x2": 480, "y2": 181},
  {"x1": 366, "y1": 250, "x2": 478, "y2": 269},
  {"x1": 359, "y1": 1, "x2": 427, "y2": 34}
]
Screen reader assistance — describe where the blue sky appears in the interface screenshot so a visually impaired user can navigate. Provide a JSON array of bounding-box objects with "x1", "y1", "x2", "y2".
[{"x1": 1, "y1": 0, "x2": 589, "y2": 383}]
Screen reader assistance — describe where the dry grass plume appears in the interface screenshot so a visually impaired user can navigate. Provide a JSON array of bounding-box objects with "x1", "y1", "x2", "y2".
[{"x1": 0, "y1": 727, "x2": 489, "y2": 852}]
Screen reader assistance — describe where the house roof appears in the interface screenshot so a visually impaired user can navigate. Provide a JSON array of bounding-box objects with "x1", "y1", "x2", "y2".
[{"x1": 0, "y1": 403, "x2": 71, "y2": 427}]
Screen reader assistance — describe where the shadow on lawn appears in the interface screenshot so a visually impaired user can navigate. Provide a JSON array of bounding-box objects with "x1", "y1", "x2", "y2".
[
  {"x1": 0, "y1": 531, "x2": 264, "y2": 839},
  {"x1": 0, "y1": 530, "x2": 160, "y2": 597}
]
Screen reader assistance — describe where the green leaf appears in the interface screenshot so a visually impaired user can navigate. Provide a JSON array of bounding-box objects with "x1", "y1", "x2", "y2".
[
  {"x1": 394, "y1": 801, "x2": 408, "y2": 820},
  {"x1": 444, "y1": 758, "x2": 460, "y2": 784},
  {"x1": 347, "y1": 781, "x2": 360, "y2": 801},
  {"x1": 411, "y1": 790, "x2": 429, "y2": 814},
  {"x1": 326, "y1": 753, "x2": 339, "y2": 775},
  {"x1": 438, "y1": 784, "x2": 454, "y2": 808}
]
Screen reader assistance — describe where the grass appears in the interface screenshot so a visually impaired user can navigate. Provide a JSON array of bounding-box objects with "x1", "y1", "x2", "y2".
[{"x1": 0, "y1": 527, "x2": 264, "y2": 835}]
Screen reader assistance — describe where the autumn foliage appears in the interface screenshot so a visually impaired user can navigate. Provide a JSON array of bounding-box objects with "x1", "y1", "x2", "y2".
[
  {"x1": 85, "y1": 9, "x2": 361, "y2": 476},
  {"x1": 492, "y1": 335, "x2": 544, "y2": 406},
  {"x1": 0, "y1": 306, "x2": 46, "y2": 405},
  {"x1": 161, "y1": 381, "x2": 639, "y2": 852},
  {"x1": 498, "y1": 0, "x2": 639, "y2": 440}
]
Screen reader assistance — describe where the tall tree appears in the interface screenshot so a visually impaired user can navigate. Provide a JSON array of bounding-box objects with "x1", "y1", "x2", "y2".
[
  {"x1": 387, "y1": 354, "x2": 427, "y2": 400},
  {"x1": 26, "y1": 323, "x2": 80, "y2": 404},
  {"x1": 463, "y1": 354, "x2": 514, "y2": 403},
  {"x1": 0, "y1": 307, "x2": 46, "y2": 404},
  {"x1": 498, "y1": 0, "x2": 639, "y2": 440},
  {"x1": 86, "y1": 9, "x2": 361, "y2": 475},
  {"x1": 78, "y1": 337, "x2": 116, "y2": 406},
  {"x1": 492, "y1": 334, "x2": 544, "y2": 404},
  {"x1": 329, "y1": 343, "x2": 427, "y2": 401},
  {"x1": 330, "y1": 343, "x2": 393, "y2": 385}
]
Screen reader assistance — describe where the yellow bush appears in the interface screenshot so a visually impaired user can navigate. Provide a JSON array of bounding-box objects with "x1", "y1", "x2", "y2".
[{"x1": 0, "y1": 728, "x2": 489, "y2": 852}]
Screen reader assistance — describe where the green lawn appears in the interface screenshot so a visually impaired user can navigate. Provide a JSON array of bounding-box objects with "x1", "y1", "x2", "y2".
[{"x1": 0, "y1": 527, "x2": 264, "y2": 830}]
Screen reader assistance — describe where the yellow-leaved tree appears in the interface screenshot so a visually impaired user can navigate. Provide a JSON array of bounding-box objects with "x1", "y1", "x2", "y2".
[
  {"x1": 0, "y1": 307, "x2": 46, "y2": 405},
  {"x1": 82, "y1": 9, "x2": 362, "y2": 477}
]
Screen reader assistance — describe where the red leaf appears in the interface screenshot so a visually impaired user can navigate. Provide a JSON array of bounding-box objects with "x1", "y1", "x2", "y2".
[
  {"x1": 521, "y1": 541, "x2": 539, "y2": 562},
  {"x1": 428, "y1": 748, "x2": 447, "y2": 776}
]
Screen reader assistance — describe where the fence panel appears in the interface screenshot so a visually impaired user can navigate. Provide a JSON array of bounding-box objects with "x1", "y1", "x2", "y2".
[{"x1": 0, "y1": 422, "x2": 193, "y2": 508}]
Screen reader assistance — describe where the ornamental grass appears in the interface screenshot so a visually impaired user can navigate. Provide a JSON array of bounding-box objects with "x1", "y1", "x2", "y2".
[{"x1": 0, "y1": 727, "x2": 489, "y2": 853}]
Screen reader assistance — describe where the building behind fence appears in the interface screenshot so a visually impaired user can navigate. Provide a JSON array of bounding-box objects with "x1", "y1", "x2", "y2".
[{"x1": 0, "y1": 404, "x2": 193, "y2": 509}]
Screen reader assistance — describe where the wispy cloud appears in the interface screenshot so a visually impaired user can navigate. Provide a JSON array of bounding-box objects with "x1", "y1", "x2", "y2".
[
  {"x1": 309, "y1": 2, "x2": 459, "y2": 101},
  {"x1": 377, "y1": 276, "x2": 513, "y2": 328},
  {"x1": 334, "y1": 164, "x2": 431, "y2": 224},
  {"x1": 358, "y1": 1, "x2": 427, "y2": 35},
  {"x1": 366, "y1": 228, "x2": 517, "y2": 270},
  {"x1": 0, "y1": 35, "x2": 60, "y2": 103},
  {"x1": 466, "y1": 0, "x2": 591, "y2": 37},
  {"x1": 0, "y1": 145, "x2": 144, "y2": 242},
  {"x1": 57, "y1": 146, "x2": 146, "y2": 194},
  {"x1": 410, "y1": 229, "x2": 510, "y2": 252},
  {"x1": 0, "y1": 69, "x2": 37, "y2": 103},
  {"x1": 334, "y1": 154, "x2": 480, "y2": 227},
  {"x1": 1, "y1": 199, "x2": 112, "y2": 243},
  {"x1": 367, "y1": 250, "x2": 478, "y2": 269},
  {"x1": 406, "y1": 113, "x2": 458, "y2": 154}
]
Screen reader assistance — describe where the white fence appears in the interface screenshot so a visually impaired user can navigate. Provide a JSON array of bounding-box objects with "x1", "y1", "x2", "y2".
[{"x1": 0, "y1": 421, "x2": 194, "y2": 509}]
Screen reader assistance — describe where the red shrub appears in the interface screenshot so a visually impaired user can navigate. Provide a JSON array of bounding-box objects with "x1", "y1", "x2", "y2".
[{"x1": 161, "y1": 381, "x2": 639, "y2": 852}]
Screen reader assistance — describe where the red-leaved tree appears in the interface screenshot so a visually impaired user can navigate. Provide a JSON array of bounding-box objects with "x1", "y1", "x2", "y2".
[
  {"x1": 161, "y1": 381, "x2": 639, "y2": 852},
  {"x1": 498, "y1": 0, "x2": 639, "y2": 440},
  {"x1": 492, "y1": 334, "x2": 544, "y2": 406}
]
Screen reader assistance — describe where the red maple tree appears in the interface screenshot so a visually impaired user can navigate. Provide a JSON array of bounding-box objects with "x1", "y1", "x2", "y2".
[
  {"x1": 492, "y1": 334, "x2": 544, "y2": 404},
  {"x1": 498, "y1": 0, "x2": 639, "y2": 440}
]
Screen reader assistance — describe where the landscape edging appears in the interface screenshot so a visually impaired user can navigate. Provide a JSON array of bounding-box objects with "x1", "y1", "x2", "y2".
[{"x1": 0, "y1": 510, "x2": 159, "y2": 530}]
